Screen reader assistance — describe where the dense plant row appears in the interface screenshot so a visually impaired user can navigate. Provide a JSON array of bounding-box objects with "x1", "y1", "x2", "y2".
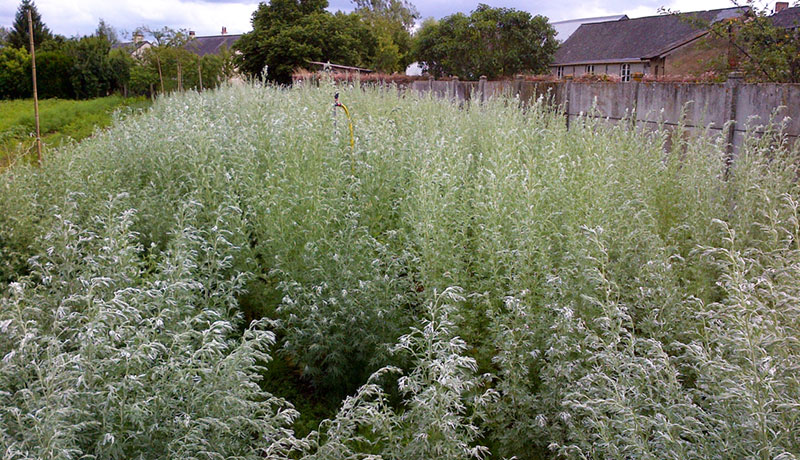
[{"x1": 1, "y1": 82, "x2": 799, "y2": 458}]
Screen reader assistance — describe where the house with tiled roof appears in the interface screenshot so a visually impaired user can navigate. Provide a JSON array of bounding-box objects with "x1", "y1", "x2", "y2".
[
  {"x1": 551, "y1": 15, "x2": 628, "y2": 42},
  {"x1": 111, "y1": 32, "x2": 152, "y2": 59},
  {"x1": 184, "y1": 28, "x2": 241, "y2": 57},
  {"x1": 771, "y1": 2, "x2": 800, "y2": 29},
  {"x1": 550, "y1": 6, "x2": 748, "y2": 80}
]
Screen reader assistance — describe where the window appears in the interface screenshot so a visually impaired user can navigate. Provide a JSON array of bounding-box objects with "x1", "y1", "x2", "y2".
[
  {"x1": 620, "y1": 63, "x2": 631, "y2": 82},
  {"x1": 557, "y1": 66, "x2": 564, "y2": 78},
  {"x1": 585, "y1": 64, "x2": 594, "y2": 75}
]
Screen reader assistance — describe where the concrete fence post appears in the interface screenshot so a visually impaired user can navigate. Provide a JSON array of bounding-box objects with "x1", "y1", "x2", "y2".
[
  {"x1": 564, "y1": 80, "x2": 572, "y2": 130},
  {"x1": 452, "y1": 76, "x2": 459, "y2": 101},
  {"x1": 725, "y1": 71, "x2": 743, "y2": 171},
  {"x1": 479, "y1": 75, "x2": 487, "y2": 103},
  {"x1": 514, "y1": 74, "x2": 523, "y2": 99},
  {"x1": 632, "y1": 81, "x2": 641, "y2": 128},
  {"x1": 428, "y1": 75, "x2": 434, "y2": 95}
]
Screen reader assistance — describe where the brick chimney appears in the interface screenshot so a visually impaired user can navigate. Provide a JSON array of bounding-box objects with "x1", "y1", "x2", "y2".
[
  {"x1": 133, "y1": 32, "x2": 144, "y2": 43},
  {"x1": 189, "y1": 30, "x2": 195, "y2": 38},
  {"x1": 221, "y1": 26, "x2": 227, "y2": 35},
  {"x1": 775, "y1": 2, "x2": 789, "y2": 12}
]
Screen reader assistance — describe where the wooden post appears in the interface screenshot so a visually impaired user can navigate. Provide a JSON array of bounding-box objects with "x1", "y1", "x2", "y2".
[
  {"x1": 197, "y1": 60, "x2": 203, "y2": 91},
  {"x1": 27, "y1": 8, "x2": 42, "y2": 165},
  {"x1": 479, "y1": 75, "x2": 487, "y2": 103}
]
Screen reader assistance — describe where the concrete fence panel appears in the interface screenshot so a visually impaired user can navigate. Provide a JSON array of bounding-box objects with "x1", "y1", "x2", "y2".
[
  {"x1": 566, "y1": 82, "x2": 638, "y2": 122},
  {"x1": 735, "y1": 84, "x2": 800, "y2": 137},
  {"x1": 635, "y1": 83, "x2": 729, "y2": 131},
  {"x1": 402, "y1": 78, "x2": 799, "y2": 152}
]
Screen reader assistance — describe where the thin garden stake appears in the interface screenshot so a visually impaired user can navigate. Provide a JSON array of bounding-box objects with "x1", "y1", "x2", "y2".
[{"x1": 28, "y1": 8, "x2": 42, "y2": 165}]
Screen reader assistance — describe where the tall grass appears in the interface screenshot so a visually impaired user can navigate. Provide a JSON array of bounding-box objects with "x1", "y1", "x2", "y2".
[
  {"x1": 1, "y1": 81, "x2": 799, "y2": 458},
  {"x1": 0, "y1": 96, "x2": 150, "y2": 167}
]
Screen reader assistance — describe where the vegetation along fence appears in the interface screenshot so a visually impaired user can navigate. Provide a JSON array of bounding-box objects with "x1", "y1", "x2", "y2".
[{"x1": 407, "y1": 76, "x2": 800, "y2": 154}]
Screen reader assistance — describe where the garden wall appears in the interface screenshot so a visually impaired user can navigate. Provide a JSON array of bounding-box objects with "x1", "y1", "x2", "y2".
[{"x1": 409, "y1": 76, "x2": 800, "y2": 153}]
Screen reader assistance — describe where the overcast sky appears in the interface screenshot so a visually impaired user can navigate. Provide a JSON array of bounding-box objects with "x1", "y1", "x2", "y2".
[{"x1": 0, "y1": 0, "x2": 777, "y2": 39}]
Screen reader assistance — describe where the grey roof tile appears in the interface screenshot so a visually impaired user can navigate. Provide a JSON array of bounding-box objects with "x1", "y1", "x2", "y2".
[{"x1": 553, "y1": 7, "x2": 748, "y2": 65}]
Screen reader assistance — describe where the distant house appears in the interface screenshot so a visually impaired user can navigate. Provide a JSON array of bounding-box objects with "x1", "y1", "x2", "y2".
[
  {"x1": 184, "y1": 28, "x2": 241, "y2": 57},
  {"x1": 771, "y1": 2, "x2": 800, "y2": 30},
  {"x1": 111, "y1": 32, "x2": 152, "y2": 59},
  {"x1": 550, "y1": 7, "x2": 748, "y2": 80},
  {"x1": 550, "y1": 15, "x2": 628, "y2": 42}
]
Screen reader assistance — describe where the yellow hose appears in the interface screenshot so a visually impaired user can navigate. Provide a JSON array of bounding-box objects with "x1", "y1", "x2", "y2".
[{"x1": 336, "y1": 102, "x2": 355, "y2": 153}]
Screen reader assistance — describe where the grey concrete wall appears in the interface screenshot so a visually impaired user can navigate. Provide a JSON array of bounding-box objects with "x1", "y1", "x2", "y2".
[{"x1": 411, "y1": 78, "x2": 800, "y2": 152}]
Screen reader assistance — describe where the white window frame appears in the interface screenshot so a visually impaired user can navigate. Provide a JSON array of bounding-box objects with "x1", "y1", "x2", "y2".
[
  {"x1": 585, "y1": 64, "x2": 594, "y2": 75},
  {"x1": 557, "y1": 66, "x2": 564, "y2": 78},
  {"x1": 620, "y1": 63, "x2": 631, "y2": 82}
]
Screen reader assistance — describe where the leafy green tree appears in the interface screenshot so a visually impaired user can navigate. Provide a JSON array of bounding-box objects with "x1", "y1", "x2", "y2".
[
  {"x1": 7, "y1": 0, "x2": 52, "y2": 50},
  {"x1": 108, "y1": 48, "x2": 134, "y2": 95},
  {"x1": 68, "y1": 36, "x2": 115, "y2": 98},
  {"x1": 0, "y1": 46, "x2": 31, "y2": 99},
  {"x1": 95, "y1": 18, "x2": 119, "y2": 46},
  {"x1": 414, "y1": 4, "x2": 557, "y2": 79},
  {"x1": 413, "y1": 15, "x2": 472, "y2": 78},
  {"x1": 236, "y1": 0, "x2": 377, "y2": 84},
  {"x1": 0, "y1": 26, "x2": 10, "y2": 45},
  {"x1": 725, "y1": 7, "x2": 800, "y2": 82},
  {"x1": 129, "y1": 61, "x2": 159, "y2": 96},
  {"x1": 668, "y1": 2, "x2": 800, "y2": 82},
  {"x1": 36, "y1": 49, "x2": 75, "y2": 98},
  {"x1": 353, "y1": 0, "x2": 419, "y2": 73},
  {"x1": 126, "y1": 26, "x2": 233, "y2": 96}
]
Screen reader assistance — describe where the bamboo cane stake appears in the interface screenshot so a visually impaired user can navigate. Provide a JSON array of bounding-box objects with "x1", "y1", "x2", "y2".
[{"x1": 27, "y1": 8, "x2": 42, "y2": 165}]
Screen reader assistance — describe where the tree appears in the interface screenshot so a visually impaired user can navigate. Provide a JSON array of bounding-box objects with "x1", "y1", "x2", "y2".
[
  {"x1": 235, "y1": 0, "x2": 377, "y2": 84},
  {"x1": 0, "y1": 46, "x2": 31, "y2": 99},
  {"x1": 353, "y1": 0, "x2": 419, "y2": 72},
  {"x1": 413, "y1": 4, "x2": 557, "y2": 80},
  {"x1": 723, "y1": 6, "x2": 800, "y2": 82},
  {"x1": 667, "y1": 2, "x2": 800, "y2": 82},
  {"x1": 95, "y1": 19, "x2": 119, "y2": 46},
  {"x1": 7, "y1": 0, "x2": 52, "y2": 50},
  {"x1": 68, "y1": 36, "x2": 115, "y2": 98},
  {"x1": 0, "y1": 26, "x2": 10, "y2": 45},
  {"x1": 36, "y1": 48, "x2": 75, "y2": 98}
]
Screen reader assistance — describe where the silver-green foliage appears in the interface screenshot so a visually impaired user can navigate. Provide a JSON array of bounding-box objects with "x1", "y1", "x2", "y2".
[
  {"x1": 305, "y1": 288, "x2": 495, "y2": 460},
  {"x1": 1, "y1": 81, "x2": 800, "y2": 459},
  {"x1": 1, "y1": 196, "x2": 297, "y2": 459}
]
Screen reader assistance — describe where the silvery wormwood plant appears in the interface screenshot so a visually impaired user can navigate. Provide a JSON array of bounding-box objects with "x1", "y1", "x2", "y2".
[
  {"x1": 302, "y1": 287, "x2": 497, "y2": 460},
  {"x1": 0, "y1": 195, "x2": 299, "y2": 459}
]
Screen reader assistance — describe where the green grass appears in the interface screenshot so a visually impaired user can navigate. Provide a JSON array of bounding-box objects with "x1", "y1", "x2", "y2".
[{"x1": 0, "y1": 96, "x2": 151, "y2": 166}]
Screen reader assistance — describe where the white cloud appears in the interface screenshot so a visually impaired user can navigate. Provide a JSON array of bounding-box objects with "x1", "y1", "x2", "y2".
[{"x1": 2, "y1": 0, "x2": 259, "y2": 38}]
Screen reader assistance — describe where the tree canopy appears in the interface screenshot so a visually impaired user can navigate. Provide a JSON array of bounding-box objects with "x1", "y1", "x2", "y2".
[
  {"x1": 353, "y1": 0, "x2": 419, "y2": 72},
  {"x1": 235, "y1": 0, "x2": 378, "y2": 84},
  {"x1": 7, "y1": 0, "x2": 52, "y2": 50},
  {"x1": 413, "y1": 4, "x2": 557, "y2": 80},
  {"x1": 728, "y1": 8, "x2": 800, "y2": 82}
]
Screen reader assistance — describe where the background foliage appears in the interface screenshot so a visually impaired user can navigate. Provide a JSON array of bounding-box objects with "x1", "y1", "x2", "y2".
[{"x1": 413, "y1": 3, "x2": 558, "y2": 79}]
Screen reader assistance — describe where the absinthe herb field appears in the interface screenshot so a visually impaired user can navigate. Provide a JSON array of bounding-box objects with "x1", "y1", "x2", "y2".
[{"x1": 1, "y1": 81, "x2": 799, "y2": 459}]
